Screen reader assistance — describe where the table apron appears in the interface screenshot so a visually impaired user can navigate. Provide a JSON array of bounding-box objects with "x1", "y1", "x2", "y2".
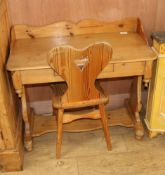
[{"x1": 17, "y1": 61, "x2": 151, "y2": 85}]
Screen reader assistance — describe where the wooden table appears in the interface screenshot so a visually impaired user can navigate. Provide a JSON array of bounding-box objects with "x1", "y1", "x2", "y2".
[{"x1": 7, "y1": 18, "x2": 157, "y2": 151}]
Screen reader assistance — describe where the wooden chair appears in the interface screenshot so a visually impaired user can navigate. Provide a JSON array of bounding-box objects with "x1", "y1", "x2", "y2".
[{"x1": 48, "y1": 42, "x2": 113, "y2": 158}]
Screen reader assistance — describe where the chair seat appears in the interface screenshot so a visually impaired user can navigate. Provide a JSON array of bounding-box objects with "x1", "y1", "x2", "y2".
[{"x1": 51, "y1": 82, "x2": 109, "y2": 109}]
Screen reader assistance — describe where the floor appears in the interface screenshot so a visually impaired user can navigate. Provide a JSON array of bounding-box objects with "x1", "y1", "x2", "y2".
[{"x1": 4, "y1": 126, "x2": 165, "y2": 175}]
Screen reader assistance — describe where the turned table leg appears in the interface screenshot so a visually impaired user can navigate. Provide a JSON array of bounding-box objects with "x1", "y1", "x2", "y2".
[
  {"x1": 12, "y1": 71, "x2": 33, "y2": 151},
  {"x1": 21, "y1": 86, "x2": 33, "y2": 151},
  {"x1": 126, "y1": 76, "x2": 144, "y2": 139}
]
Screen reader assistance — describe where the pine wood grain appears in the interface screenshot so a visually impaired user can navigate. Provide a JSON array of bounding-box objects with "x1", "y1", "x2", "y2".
[
  {"x1": 7, "y1": 19, "x2": 156, "y2": 151},
  {"x1": 7, "y1": 32, "x2": 156, "y2": 71},
  {"x1": 12, "y1": 18, "x2": 138, "y2": 39},
  {"x1": 48, "y1": 42, "x2": 112, "y2": 158},
  {"x1": 0, "y1": 0, "x2": 23, "y2": 172},
  {"x1": 7, "y1": 0, "x2": 164, "y2": 107},
  {"x1": 0, "y1": 0, "x2": 15, "y2": 150},
  {"x1": 32, "y1": 107, "x2": 133, "y2": 136},
  {"x1": 48, "y1": 43, "x2": 112, "y2": 107}
]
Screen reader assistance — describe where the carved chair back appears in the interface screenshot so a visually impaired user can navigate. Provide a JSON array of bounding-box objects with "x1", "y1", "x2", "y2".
[{"x1": 48, "y1": 42, "x2": 112, "y2": 104}]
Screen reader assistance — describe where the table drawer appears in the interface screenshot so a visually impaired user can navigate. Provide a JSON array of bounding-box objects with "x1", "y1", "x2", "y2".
[
  {"x1": 21, "y1": 61, "x2": 146, "y2": 83},
  {"x1": 21, "y1": 69, "x2": 63, "y2": 84},
  {"x1": 113, "y1": 62, "x2": 145, "y2": 76},
  {"x1": 97, "y1": 64, "x2": 114, "y2": 79}
]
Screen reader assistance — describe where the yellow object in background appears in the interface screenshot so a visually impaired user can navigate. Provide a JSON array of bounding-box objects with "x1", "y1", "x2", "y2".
[{"x1": 145, "y1": 32, "x2": 165, "y2": 138}]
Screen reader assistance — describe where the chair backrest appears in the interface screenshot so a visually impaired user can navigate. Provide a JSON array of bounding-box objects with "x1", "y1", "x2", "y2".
[{"x1": 48, "y1": 42, "x2": 112, "y2": 104}]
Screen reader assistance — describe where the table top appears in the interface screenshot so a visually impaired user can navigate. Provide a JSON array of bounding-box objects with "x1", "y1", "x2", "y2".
[{"x1": 7, "y1": 32, "x2": 157, "y2": 71}]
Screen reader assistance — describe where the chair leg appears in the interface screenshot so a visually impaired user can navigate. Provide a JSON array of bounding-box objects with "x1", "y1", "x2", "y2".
[
  {"x1": 56, "y1": 108, "x2": 64, "y2": 159},
  {"x1": 99, "y1": 104, "x2": 112, "y2": 151}
]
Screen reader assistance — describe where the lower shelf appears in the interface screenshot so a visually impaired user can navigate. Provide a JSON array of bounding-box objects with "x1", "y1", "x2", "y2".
[{"x1": 32, "y1": 107, "x2": 134, "y2": 137}]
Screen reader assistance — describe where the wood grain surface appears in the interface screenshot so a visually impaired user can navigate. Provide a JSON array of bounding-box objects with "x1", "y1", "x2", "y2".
[
  {"x1": 6, "y1": 0, "x2": 164, "y2": 111},
  {"x1": 0, "y1": 0, "x2": 23, "y2": 172}
]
